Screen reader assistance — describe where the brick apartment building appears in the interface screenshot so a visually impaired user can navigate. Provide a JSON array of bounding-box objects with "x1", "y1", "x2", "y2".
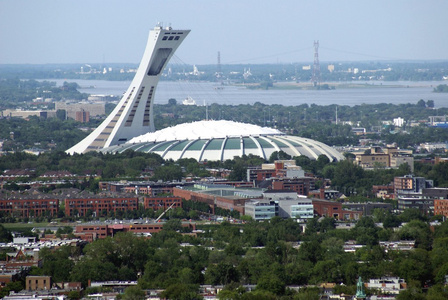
[
  {"x1": 271, "y1": 177, "x2": 315, "y2": 196},
  {"x1": 144, "y1": 196, "x2": 182, "y2": 211},
  {"x1": 394, "y1": 175, "x2": 433, "y2": 195},
  {"x1": 64, "y1": 197, "x2": 138, "y2": 217},
  {"x1": 434, "y1": 199, "x2": 448, "y2": 217},
  {"x1": 75, "y1": 110, "x2": 90, "y2": 123},
  {"x1": 0, "y1": 199, "x2": 59, "y2": 217}
]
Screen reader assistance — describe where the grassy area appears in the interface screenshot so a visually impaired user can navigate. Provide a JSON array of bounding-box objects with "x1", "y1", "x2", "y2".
[{"x1": 2, "y1": 221, "x2": 77, "y2": 232}]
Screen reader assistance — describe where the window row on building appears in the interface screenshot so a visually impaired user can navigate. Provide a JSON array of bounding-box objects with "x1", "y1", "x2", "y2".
[
  {"x1": 0, "y1": 196, "x2": 182, "y2": 218},
  {"x1": 0, "y1": 199, "x2": 59, "y2": 217}
]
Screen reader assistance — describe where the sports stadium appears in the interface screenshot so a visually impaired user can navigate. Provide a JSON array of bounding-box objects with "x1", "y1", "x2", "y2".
[{"x1": 101, "y1": 120, "x2": 344, "y2": 162}]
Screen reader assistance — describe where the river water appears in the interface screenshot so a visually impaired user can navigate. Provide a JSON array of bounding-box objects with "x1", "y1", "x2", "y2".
[{"x1": 48, "y1": 79, "x2": 448, "y2": 108}]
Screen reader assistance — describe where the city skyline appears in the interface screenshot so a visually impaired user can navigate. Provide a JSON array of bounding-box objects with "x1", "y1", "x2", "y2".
[{"x1": 1, "y1": 0, "x2": 448, "y2": 65}]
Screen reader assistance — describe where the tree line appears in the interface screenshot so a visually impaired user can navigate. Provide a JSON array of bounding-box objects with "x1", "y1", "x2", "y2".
[
  {"x1": 3, "y1": 148, "x2": 448, "y2": 202},
  {"x1": 7, "y1": 213, "x2": 448, "y2": 299}
]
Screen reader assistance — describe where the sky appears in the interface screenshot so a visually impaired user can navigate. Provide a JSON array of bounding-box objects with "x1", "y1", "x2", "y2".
[{"x1": 1, "y1": 0, "x2": 448, "y2": 65}]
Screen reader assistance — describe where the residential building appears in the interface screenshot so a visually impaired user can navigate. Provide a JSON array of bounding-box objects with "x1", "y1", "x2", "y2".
[
  {"x1": 0, "y1": 199, "x2": 59, "y2": 217},
  {"x1": 26, "y1": 276, "x2": 51, "y2": 291},
  {"x1": 271, "y1": 177, "x2": 315, "y2": 196},
  {"x1": 0, "y1": 269, "x2": 24, "y2": 288},
  {"x1": 366, "y1": 277, "x2": 407, "y2": 295},
  {"x1": 394, "y1": 175, "x2": 433, "y2": 196},
  {"x1": 393, "y1": 117, "x2": 405, "y2": 127},
  {"x1": 64, "y1": 197, "x2": 138, "y2": 217},
  {"x1": 143, "y1": 196, "x2": 182, "y2": 211},
  {"x1": 75, "y1": 110, "x2": 90, "y2": 123},
  {"x1": 394, "y1": 175, "x2": 435, "y2": 212},
  {"x1": 379, "y1": 241, "x2": 415, "y2": 251},
  {"x1": 434, "y1": 199, "x2": 448, "y2": 217},
  {"x1": 0, "y1": 169, "x2": 35, "y2": 181}
]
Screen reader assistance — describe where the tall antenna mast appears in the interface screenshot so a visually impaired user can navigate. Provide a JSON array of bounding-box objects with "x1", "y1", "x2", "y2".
[
  {"x1": 216, "y1": 51, "x2": 222, "y2": 79},
  {"x1": 335, "y1": 106, "x2": 338, "y2": 125},
  {"x1": 312, "y1": 40, "x2": 321, "y2": 87}
]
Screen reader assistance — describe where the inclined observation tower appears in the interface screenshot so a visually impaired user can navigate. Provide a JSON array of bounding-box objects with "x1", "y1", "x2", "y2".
[{"x1": 66, "y1": 25, "x2": 190, "y2": 154}]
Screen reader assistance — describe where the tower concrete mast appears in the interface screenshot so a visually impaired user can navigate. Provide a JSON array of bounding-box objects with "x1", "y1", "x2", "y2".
[{"x1": 67, "y1": 24, "x2": 190, "y2": 154}]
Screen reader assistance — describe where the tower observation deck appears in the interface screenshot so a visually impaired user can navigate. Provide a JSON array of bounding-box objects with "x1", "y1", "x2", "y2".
[{"x1": 66, "y1": 25, "x2": 190, "y2": 155}]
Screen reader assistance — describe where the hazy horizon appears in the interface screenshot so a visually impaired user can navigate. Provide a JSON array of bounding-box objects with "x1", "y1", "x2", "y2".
[
  {"x1": 2, "y1": 0, "x2": 448, "y2": 65},
  {"x1": 2, "y1": 59, "x2": 448, "y2": 67}
]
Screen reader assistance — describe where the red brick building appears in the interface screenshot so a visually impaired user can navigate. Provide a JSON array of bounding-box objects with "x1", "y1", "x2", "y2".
[
  {"x1": 434, "y1": 199, "x2": 448, "y2": 217},
  {"x1": 0, "y1": 199, "x2": 59, "y2": 217},
  {"x1": 312, "y1": 199, "x2": 362, "y2": 220},
  {"x1": 271, "y1": 177, "x2": 315, "y2": 196},
  {"x1": 123, "y1": 186, "x2": 152, "y2": 195},
  {"x1": 75, "y1": 110, "x2": 90, "y2": 123},
  {"x1": 64, "y1": 197, "x2": 138, "y2": 217},
  {"x1": 75, "y1": 222, "x2": 196, "y2": 240},
  {"x1": 173, "y1": 187, "x2": 248, "y2": 214},
  {"x1": 144, "y1": 196, "x2": 182, "y2": 211}
]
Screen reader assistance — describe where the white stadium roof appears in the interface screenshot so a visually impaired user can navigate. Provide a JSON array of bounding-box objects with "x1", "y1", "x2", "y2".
[
  {"x1": 129, "y1": 120, "x2": 283, "y2": 143},
  {"x1": 102, "y1": 120, "x2": 344, "y2": 162}
]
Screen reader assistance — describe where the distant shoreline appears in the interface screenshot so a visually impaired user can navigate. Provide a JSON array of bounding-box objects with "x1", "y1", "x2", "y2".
[{"x1": 249, "y1": 81, "x2": 440, "y2": 90}]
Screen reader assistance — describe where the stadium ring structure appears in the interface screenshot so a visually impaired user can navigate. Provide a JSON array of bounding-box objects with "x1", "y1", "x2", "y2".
[{"x1": 101, "y1": 120, "x2": 345, "y2": 162}]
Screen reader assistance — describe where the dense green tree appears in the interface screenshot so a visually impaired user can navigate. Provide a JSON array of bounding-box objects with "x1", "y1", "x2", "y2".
[
  {"x1": 122, "y1": 286, "x2": 146, "y2": 300},
  {"x1": 353, "y1": 217, "x2": 379, "y2": 246},
  {"x1": 331, "y1": 160, "x2": 364, "y2": 191},
  {"x1": 160, "y1": 283, "x2": 202, "y2": 300},
  {"x1": 396, "y1": 220, "x2": 432, "y2": 250},
  {"x1": 256, "y1": 273, "x2": 286, "y2": 295},
  {"x1": 268, "y1": 151, "x2": 291, "y2": 163},
  {"x1": 0, "y1": 225, "x2": 12, "y2": 242},
  {"x1": 153, "y1": 164, "x2": 183, "y2": 182},
  {"x1": 71, "y1": 233, "x2": 149, "y2": 285},
  {"x1": 0, "y1": 281, "x2": 24, "y2": 299},
  {"x1": 39, "y1": 246, "x2": 79, "y2": 282}
]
